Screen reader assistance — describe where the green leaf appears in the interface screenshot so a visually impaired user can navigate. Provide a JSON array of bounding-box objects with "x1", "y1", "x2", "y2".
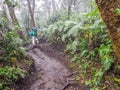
[
  {"x1": 0, "y1": 83, "x2": 3, "y2": 89},
  {"x1": 115, "y1": 8, "x2": 120, "y2": 14},
  {"x1": 71, "y1": 56, "x2": 77, "y2": 62},
  {"x1": 116, "y1": 65, "x2": 120, "y2": 69},
  {"x1": 91, "y1": 86, "x2": 99, "y2": 90},
  {"x1": 114, "y1": 77, "x2": 120, "y2": 83},
  {"x1": 85, "y1": 80, "x2": 92, "y2": 86},
  {"x1": 95, "y1": 70, "x2": 103, "y2": 77},
  {"x1": 80, "y1": 50, "x2": 88, "y2": 57}
]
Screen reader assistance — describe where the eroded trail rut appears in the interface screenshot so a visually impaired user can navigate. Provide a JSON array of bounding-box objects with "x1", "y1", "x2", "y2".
[{"x1": 23, "y1": 44, "x2": 75, "y2": 90}]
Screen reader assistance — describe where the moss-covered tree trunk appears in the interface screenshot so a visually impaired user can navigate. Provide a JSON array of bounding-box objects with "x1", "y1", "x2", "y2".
[
  {"x1": 6, "y1": 0, "x2": 23, "y2": 39},
  {"x1": 6, "y1": 0, "x2": 19, "y2": 26},
  {"x1": 95, "y1": 0, "x2": 120, "y2": 66}
]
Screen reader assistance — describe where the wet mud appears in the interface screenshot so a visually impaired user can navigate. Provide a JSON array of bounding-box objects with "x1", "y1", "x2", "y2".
[{"x1": 19, "y1": 43, "x2": 89, "y2": 90}]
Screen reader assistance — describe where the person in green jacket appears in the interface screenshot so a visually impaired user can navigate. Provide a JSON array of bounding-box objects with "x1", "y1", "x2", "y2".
[{"x1": 29, "y1": 26, "x2": 39, "y2": 46}]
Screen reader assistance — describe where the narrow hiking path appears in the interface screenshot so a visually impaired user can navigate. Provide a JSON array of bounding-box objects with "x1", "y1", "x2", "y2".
[
  {"x1": 19, "y1": 43, "x2": 89, "y2": 90},
  {"x1": 20, "y1": 43, "x2": 75, "y2": 90}
]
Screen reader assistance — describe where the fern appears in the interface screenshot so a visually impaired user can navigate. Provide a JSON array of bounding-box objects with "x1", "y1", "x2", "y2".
[
  {"x1": 68, "y1": 23, "x2": 85, "y2": 37},
  {"x1": 63, "y1": 20, "x2": 77, "y2": 32}
]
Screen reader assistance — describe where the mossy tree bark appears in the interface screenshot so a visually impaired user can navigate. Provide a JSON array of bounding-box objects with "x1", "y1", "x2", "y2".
[
  {"x1": 6, "y1": 0, "x2": 23, "y2": 39},
  {"x1": 95, "y1": 0, "x2": 120, "y2": 66},
  {"x1": 6, "y1": 0, "x2": 19, "y2": 25}
]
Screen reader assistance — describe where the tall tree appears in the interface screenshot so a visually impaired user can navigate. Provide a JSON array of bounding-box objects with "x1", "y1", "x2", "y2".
[
  {"x1": 2, "y1": 4, "x2": 10, "y2": 31},
  {"x1": 32, "y1": 0, "x2": 35, "y2": 14},
  {"x1": 95, "y1": 0, "x2": 120, "y2": 66},
  {"x1": 5, "y1": 0, "x2": 19, "y2": 26},
  {"x1": 5, "y1": 0, "x2": 23, "y2": 39},
  {"x1": 67, "y1": 0, "x2": 72, "y2": 19},
  {"x1": 27, "y1": 0, "x2": 35, "y2": 27},
  {"x1": 52, "y1": 0, "x2": 57, "y2": 13},
  {"x1": 43, "y1": 0, "x2": 51, "y2": 18}
]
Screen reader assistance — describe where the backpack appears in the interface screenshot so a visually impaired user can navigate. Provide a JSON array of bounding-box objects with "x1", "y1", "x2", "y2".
[
  {"x1": 31, "y1": 27, "x2": 37, "y2": 36},
  {"x1": 29, "y1": 30, "x2": 35, "y2": 36}
]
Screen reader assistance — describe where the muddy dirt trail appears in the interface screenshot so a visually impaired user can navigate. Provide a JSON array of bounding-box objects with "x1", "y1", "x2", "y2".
[
  {"x1": 20, "y1": 43, "x2": 76, "y2": 90},
  {"x1": 19, "y1": 43, "x2": 89, "y2": 90}
]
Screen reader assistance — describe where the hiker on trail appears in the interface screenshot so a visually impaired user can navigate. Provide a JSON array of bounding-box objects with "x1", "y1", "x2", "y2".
[{"x1": 29, "y1": 26, "x2": 39, "y2": 46}]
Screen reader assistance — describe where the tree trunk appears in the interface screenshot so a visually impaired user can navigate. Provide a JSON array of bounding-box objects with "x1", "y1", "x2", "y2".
[
  {"x1": 6, "y1": 0, "x2": 23, "y2": 39},
  {"x1": 0, "y1": 31, "x2": 3, "y2": 41},
  {"x1": 2, "y1": 3, "x2": 11, "y2": 31},
  {"x1": 52, "y1": 0, "x2": 57, "y2": 13},
  {"x1": 27, "y1": 0, "x2": 35, "y2": 27},
  {"x1": 95, "y1": 0, "x2": 120, "y2": 66},
  {"x1": 32, "y1": 0, "x2": 35, "y2": 14},
  {"x1": 67, "y1": 0, "x2": 72, "y2": 19},
  {"x1": 6, "y1": 0, "x2": 19, "y2": 26}
]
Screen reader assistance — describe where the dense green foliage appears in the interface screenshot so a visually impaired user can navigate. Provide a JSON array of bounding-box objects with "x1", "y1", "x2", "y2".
[
  {"x1": 0, "y1": 66, "x2": 25, "y2": 90},
  {"x1": 40, "y1": 8, "x2": 115, "y2": 89},
  {"x1": 0, "y1": 25, "x2": 28, "y2": 90},
  {"x1": 0, "y1": 0, "x2": 120, "y2": 89},
  {"x1": 0, "y1": 31, "x2": 25, "y2": 62}
]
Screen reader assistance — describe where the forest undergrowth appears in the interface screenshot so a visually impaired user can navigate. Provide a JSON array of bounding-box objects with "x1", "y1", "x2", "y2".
[
  {"x1": 0, "y1": 1, "x2": 120, "y2": 89},
  {"x1": 0, "y1": 25, "x2": 33, "y2": 90},
  {"x1": 39, "y1": 8, "x2": 120, "y2": 90}
]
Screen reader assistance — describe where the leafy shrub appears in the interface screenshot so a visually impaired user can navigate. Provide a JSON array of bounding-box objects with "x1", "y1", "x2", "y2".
[
  {"x1": 0, "y1": 30, "x2": 26, "y2": 64},
  {"x1": 0, "y1": 66, "x2": 25, "y2": 90},
  {"x1": 0, "y1": 29, "x2": 28, "y2": 89}
]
